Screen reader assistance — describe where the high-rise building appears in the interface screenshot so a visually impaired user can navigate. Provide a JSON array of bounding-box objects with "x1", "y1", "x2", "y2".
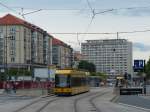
[
  {"x1": 81, "y1": 39, "x2": 133, "y2": 78},
  {"x1": 0, "y1": 14, "x2": 53, "y2": 69},
  {"x1": 52, "y1": 38, "x2": 73, "y2": 69}
]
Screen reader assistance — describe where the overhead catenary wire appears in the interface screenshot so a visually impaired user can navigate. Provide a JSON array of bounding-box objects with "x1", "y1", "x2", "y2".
[
  {"x1": 22, "y1": 9, "x2": 42, "y2": 16},
  {"x1": 0, "y1": 1, "x2": 21, "y2": 15},
  {"x1": 20, "y1": 8, "x2": 42, "y2": 20},
  {"x1": 0, "y1": 1, "x2": 42, "y2": 19},
  {"x1": 2, "y1": 2, "x2": 149, "y2": 18},
  {"x1": 80, "y1": 0, "x2": 116, "y2": 44},
  {"x1": 9, "y1": 5, "x2": 150, "y2": 11},
  {"x1": 1, "y1": 2, "x2": 150, "y2": 18},
  {"x1": 86, "y1": 0, "x2": 94, "y2": 13},
  {"x1": 51, "y1": 29, "x2": 150, "y2": 35},
  {"x1": 2, "y1": 29, "x2": 150, "y2": 35},
  {"x1": 79, "y1": 0, "x2": 95, "y2": 45}
]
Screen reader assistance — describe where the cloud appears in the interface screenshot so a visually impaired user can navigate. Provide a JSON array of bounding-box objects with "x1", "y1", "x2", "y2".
[{"x1": 133, "y1": 42, "x2": 150, "y2": 52}]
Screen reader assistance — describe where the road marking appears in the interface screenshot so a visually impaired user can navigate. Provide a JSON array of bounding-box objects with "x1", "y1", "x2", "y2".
[{"x1": 118, "y1": 103, "x2": 150, "y2": 111}]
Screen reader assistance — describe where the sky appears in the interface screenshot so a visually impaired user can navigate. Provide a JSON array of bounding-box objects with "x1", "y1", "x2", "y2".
[{"x1": 0, "y1": 0, "x2": 150, "y2": 61}]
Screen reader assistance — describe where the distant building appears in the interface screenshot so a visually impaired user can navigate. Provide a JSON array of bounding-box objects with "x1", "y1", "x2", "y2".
[
  {"x1": 73, "y1": 51, "x2": 84, "y2": 68},
  {"x1": 74, "y1": 51, "x2": 83, "y2": 61},
  {"x1": 0, "y1": 14, "x2": 53, "y2": 69},
  {"x1": 0, "y1": 37, "x2": 3, "y2": 65},
  {"x1": 81, "y1": 39, "x2": 133, "y2": 79},
  {"x1": 52, "y1": 38, "x2": 73, "y2": 69}
]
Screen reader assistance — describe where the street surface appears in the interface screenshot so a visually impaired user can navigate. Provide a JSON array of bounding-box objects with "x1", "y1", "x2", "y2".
[
  {"x1": 0, "y1": 95, "x2": 34, "y2": 104},
  {"x1": 117, "y1": 95, "x2": 150, "y2": 110},
  {"x1": 0, "y1": 87, "x2": 149, "y2": 112}
]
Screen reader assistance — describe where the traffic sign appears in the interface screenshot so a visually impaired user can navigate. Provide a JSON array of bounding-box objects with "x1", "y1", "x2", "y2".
[{"x1": 134, "y1": 60, "x2": 145, "y2": 72}]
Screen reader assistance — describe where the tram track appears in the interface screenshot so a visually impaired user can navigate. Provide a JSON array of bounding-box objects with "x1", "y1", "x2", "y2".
[
  {"x1": 89, "y1": 92, "x2": 108, "y2": 112},
  {"x1": 74, "y1": 90, "x2": 109, "y2": 112},
  {"x1": 74, "y1": 92, "x2": 95, "y2": 112},
  {"x1": 13, "y1": 95, "x2": 61, "y2": 112}
]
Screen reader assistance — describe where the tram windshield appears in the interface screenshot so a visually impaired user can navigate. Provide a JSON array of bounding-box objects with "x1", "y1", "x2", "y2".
[{"x1": 55, "y1": 74, "x2": 70, "y2": 87}]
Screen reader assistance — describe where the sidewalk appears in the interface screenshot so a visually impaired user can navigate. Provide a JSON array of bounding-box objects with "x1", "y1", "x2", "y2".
[
  {"x1": 138, "y1": 94, "x2": 150, "y2": 100},
  {"x1": 0, "y1": 88, "x2": 54, "y2": 97},
  {"x1": 116, "y1": 95, "x2": 150, "y2": 110},
  {"x1": 0, "y1": 89, "x2": 5, "y2": 95}
]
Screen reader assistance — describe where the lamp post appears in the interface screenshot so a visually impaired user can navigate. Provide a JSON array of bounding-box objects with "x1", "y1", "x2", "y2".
[{"x1": 142, "y1": 73, "x2": 146, "y2": 95}]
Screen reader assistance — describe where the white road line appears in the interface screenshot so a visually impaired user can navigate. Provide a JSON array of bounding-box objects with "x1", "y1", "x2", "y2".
[{"x1": 118, "y1": 103, "x2": 150, "y2": 112}]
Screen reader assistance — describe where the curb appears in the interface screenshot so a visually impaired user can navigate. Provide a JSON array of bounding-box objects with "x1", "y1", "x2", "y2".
[
  {"x1": 118, "y1": 103, "x2": 150, "y2": 111},
  {"x1": 0, "y1": 93, "x2": 55, "y2": 98},
  {"x1": 138, "y1": 94, "x2": 150, "y2": 96}
]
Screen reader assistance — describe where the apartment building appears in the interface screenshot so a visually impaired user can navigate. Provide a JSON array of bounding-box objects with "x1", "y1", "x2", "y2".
[
  {"x1": 81, "y1": 39, "x2": 133, "y2": 77},
  {"x1": 0, "y1": 14, "x2": 52, "y2": 68},
  {"x1": 0, "y1": 37, "x2": 3, "y2": 64},
  {"x1": 52, "y1": 38, "x2": 73, "y2": 69}
]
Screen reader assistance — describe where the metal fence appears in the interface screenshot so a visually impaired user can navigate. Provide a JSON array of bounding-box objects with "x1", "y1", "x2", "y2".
[{"x1": 0, "y1": 81, "x2": 54, "y2": 89}]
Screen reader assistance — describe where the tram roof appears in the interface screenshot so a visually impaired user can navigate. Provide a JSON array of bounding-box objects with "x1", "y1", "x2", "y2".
[
  {"x1": 56, "y1": 69, "x2": 88, "y2": 75},
  {"x1": 116, "y1": 76, "x2": 124, "y2": 79}
]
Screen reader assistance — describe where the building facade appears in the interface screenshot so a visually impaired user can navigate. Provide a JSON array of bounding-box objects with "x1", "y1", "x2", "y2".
[
  {"x1": 0, "y1": 37, "x2": 3, "y2": 65},
  {"x1": 52, "y1": 38, "x2": 73, "y2": 69},
  {"x1": 0, "y1": 14, "x2": 52, "y2": 69},
  {"x1": 72, "y1": 51, "x2": 84, "y2": 68},
  {"x1": 81, "y1": 39, "x2": 133, "y2": 77}
]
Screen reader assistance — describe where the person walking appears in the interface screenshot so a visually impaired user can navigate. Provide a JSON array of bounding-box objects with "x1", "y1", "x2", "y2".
[{"x1": 12, "y1": 81, "x2": 17, "y2": 93}]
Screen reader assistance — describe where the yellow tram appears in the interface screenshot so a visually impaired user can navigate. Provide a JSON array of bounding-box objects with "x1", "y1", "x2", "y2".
[
  {"x1": 54, "y1": 69, "x2": 89, "y2": 95},
  {"x1": 115, "y1": 76, "x2": 125, "y2": 87}
]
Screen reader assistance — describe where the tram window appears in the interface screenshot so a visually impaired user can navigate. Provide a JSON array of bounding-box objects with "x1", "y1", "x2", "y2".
[
  {"x1": 55, "y1": 74, "x2": 70, "y2": 87},
  {"x1": 71, "y1": 76, "x2": 87, "y2": 87},
  {"x1": 71, "y1": 77, "x2": 81, "y2": 87},
  {"x1": 81, "y1": 77, "x2": 86, "y2": 86}
]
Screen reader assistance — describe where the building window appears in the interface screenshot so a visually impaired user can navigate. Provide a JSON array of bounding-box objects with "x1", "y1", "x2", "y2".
[
  {"x1": 9, "y1": 36, "x2": 15, "y2": 40},
  {"x1": 9, "y1": 26, "x2": 16, "y2": 36},
  {"x1": 11, "y1": 57, "x2": 15, "y2": 62},
  {"x1": 0, "y1": 27, "x2": 3, "y2": 33},
  {"x1": 10, "y1": 26, "x2": 16, "y2": 32},
  {"x1": 10, "y1": 50, "x2": 15, "y2": 55}
]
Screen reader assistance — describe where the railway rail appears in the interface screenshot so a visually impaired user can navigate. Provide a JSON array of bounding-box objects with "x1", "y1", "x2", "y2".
[
  {"x1": 13, "y1": 95, "x2": 61, "y2": 112},
  {"x1": 74, "y1": 90, "x2": 109, "y2": 112}
]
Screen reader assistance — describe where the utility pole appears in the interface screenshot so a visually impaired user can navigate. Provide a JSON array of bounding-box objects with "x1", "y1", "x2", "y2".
[{"x1": 117, "y1": 32, "x2": 119, "y2": 39}]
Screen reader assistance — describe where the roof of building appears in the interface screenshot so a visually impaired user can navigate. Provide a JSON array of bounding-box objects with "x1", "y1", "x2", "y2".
[
  {"x1": 52, "y1": 38, "x2": 73, "y2": 49},
  {"x1": 0, "y1": 14, "x2": 22, "y2": 25},
  {"x1": 52, "y1": 37, "x2": 64, "y2": 46},
  {"x1": 0, "y1": 14, "x2": 46, "y2": 33}
]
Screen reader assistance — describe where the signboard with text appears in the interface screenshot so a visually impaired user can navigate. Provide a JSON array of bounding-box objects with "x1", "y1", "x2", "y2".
[{"x1": 133, "y1": 60, "x2": 145, "y2": 72}]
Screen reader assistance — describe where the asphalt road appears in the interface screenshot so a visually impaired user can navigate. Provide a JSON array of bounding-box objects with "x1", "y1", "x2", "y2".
[
  {"x1": 117, "y1": 95, "x2": 150, "y2": 110},
  {"x1": 0, "y1": 95, "x2": 35, "y2": 104},
  {"x1": 0, "y1": 88, "x2": 149, "y2": 112}
]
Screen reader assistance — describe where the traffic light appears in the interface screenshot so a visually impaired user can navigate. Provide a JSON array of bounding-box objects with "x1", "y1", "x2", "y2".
[
  {"x1": 124, "y1": 72, "x2": 128, "y2": 80},
  {"x1": 124, "y1": 73, "x2": 131, "y2": 80},
  {"x1": 127, "y1": 74, "x2": 131, "y2": 80}
]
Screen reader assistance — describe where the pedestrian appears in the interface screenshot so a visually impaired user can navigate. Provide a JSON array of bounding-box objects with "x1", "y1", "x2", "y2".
[
  {"x1": 12, "y1": 82, "x2": 16, "y2": 93},
  {"x1": 6, "y1": 82, "x2": 10, "y2": 93},
  {"x1": 3, "y1": 81, "x2": 7, "y2": 93}
]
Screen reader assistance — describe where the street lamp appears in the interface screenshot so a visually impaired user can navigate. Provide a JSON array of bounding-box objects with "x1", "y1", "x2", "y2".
[{"x1": 142, "y1": 73, "x2": 146, "y2": 94}]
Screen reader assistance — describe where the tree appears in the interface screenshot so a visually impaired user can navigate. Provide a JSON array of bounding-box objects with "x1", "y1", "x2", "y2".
[
  {"x1": 78, "y1": 60, "x2": 96, "y2": 72},
  {"x1": 145, "y1": 58, "x2": 150, "y2": 79},
  {"x1": 0, "y1": 72, "x2": 7, "y2": 81},
  {"x1": 8, "y1": 68, "x2": 32, "y2": 77},
  {"x1": 90, "y1": 72, "x2": 107, "y2": 81}
]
